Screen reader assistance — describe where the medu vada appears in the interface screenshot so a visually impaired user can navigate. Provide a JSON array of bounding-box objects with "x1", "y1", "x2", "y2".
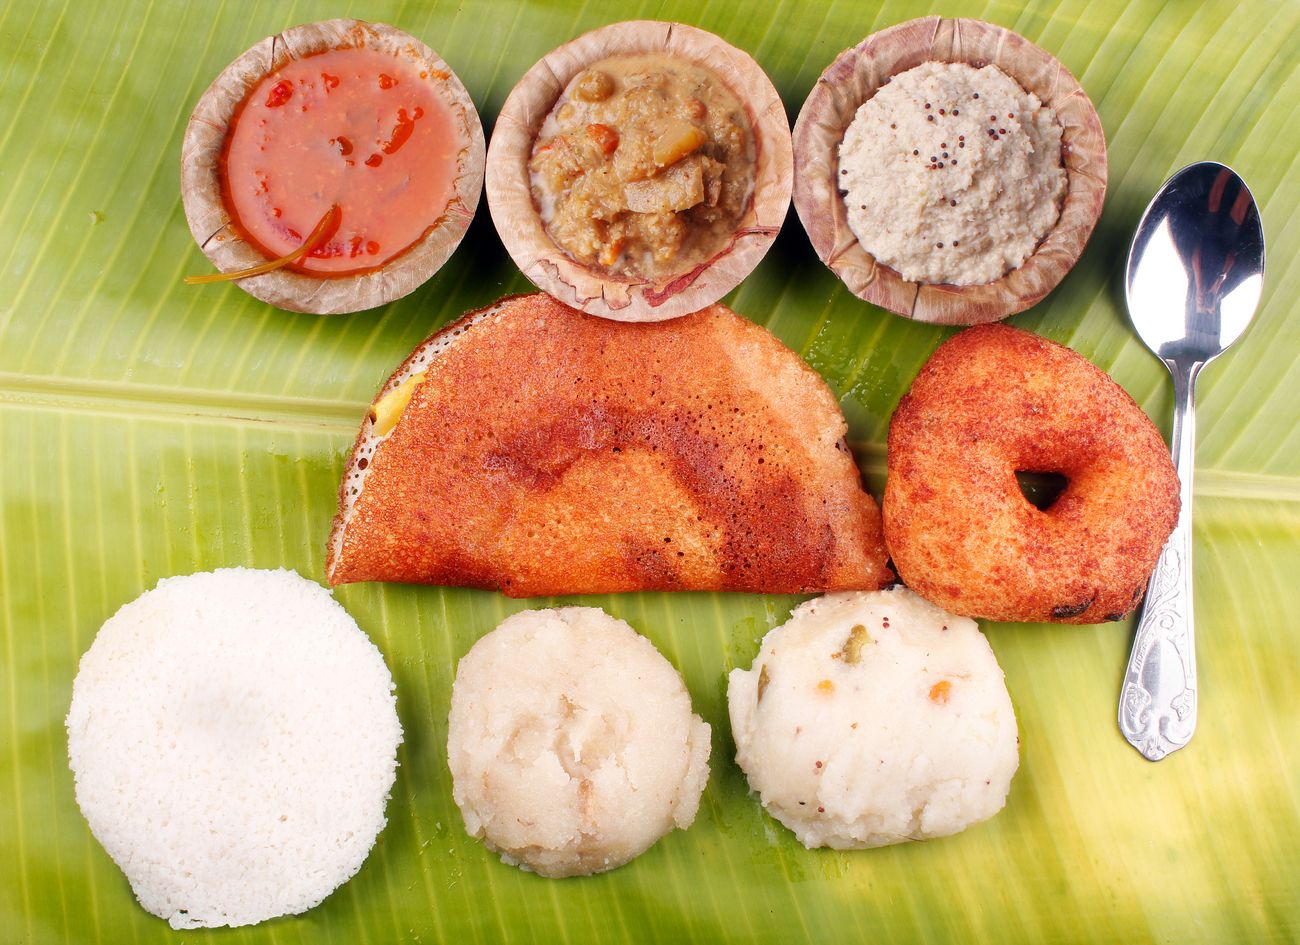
[{"x1": 883, "y1": 324, "x2": 1179, "y2": 624}]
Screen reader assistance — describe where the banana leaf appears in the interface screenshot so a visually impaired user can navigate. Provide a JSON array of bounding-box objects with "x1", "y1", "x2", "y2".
[{"x1": 2, "y1": 0, "x2": 1297, "y2": 942}]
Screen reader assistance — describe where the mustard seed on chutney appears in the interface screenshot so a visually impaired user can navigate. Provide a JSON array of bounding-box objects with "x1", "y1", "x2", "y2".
[{"x1": 181, "y1": 20, "x2": 485, "y2": 313}]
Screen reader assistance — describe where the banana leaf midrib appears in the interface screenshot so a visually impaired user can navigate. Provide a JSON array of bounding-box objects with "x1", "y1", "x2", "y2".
[{"x1": 3, "y1": 372, "x2": 1297, "y2": 505}]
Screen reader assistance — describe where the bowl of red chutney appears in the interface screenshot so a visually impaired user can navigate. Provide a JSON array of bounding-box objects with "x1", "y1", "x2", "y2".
[{"x1": 181, "y1": 19, "x2": 485, "y2": 314}]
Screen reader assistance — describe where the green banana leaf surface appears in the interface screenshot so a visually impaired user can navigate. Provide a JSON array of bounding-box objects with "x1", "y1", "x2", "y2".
[{"x1": 3, "y1": 0, "x2": 1298, "y2": 942}]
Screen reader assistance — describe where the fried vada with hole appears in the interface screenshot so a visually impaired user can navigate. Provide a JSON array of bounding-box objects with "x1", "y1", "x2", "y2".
[{"x1": 883, "y1": 324, "x2": 1178, "y2": 624}]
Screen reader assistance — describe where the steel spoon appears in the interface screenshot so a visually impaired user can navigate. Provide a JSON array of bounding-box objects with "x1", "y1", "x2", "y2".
[{"x1": 1119, "y1": 161, "x2": 1265, "y2": 761}]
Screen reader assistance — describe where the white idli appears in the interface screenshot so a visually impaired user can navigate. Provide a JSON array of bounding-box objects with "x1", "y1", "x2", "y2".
[
  {"x1": 447, "y1": 607, "x2": 710, "y2": 878},
  {"x1": 65, "y1": 568, "x2": 402, "y2": 929},
  {"x1": 728, "y1": 587, "x2": 1018, "y2": 849}
]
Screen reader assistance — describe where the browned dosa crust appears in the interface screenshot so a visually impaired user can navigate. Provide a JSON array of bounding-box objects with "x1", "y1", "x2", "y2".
[{"x1": 327, "y1": 294, "x2": 891, "y2": 596}]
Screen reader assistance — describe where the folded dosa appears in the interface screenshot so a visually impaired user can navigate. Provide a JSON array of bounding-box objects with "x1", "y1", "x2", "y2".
[{"x1": 327, "y1": 293, "x2": 890, "y2": 596}]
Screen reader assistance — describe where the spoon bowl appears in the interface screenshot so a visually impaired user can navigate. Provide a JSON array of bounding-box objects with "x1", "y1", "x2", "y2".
[
  {"x1": 1119, "y1": 162, "x2": 1265, "y2": 761},
  {"x1": 1127, "y1": 162, "x2": 1265, "y2": 361}
]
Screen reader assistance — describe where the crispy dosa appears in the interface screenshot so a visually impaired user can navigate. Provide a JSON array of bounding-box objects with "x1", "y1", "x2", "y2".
[{"x1": 327, "y1": 293, "x2": 891, "y2": 596}]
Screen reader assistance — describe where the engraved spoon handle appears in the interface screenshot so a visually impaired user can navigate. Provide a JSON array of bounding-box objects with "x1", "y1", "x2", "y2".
[{"x1": 1119, "y1": 361, "x2": 1201, "y2": 761}]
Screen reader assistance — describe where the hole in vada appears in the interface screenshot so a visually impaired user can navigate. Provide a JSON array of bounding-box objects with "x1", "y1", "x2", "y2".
[{"x1": 1015, "y1": 471, "x2": 1068, "y2": 511}]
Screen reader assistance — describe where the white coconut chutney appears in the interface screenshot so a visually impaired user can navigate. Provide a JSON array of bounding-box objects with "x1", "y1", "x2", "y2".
[
  {"x1": 838, "y1": 61, "x2": 1067, "y2": 285},
  {"x1": 447, "y1": 607, "x2": 710, "y2": 877},
  {"x1": 728, "y1": 587, "x2": 1018, "y2": 849}
]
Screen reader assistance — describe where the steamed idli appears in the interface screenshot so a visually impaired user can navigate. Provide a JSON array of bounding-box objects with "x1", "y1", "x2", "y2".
[
  {"x1": 728, "y1": 587, "x2": 1017, "y2": 849},
  {"x1": 447, "y1": 607, "x2": 710, "y2": 877},
  {"x1": 65, "y1": 568, "x2": 402, "y2": 929}
]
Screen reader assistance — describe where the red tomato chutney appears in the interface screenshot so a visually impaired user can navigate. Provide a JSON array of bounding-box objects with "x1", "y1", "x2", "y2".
[{"x1": 219, "y1": 47, "x2": 459, "y2": 276}]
